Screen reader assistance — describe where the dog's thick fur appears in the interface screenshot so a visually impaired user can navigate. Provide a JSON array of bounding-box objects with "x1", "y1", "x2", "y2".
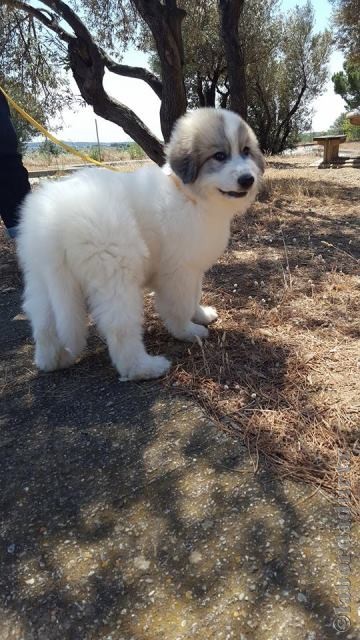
[{"x1": 17, "y1": 108, "x2": 264, "y2": 380}]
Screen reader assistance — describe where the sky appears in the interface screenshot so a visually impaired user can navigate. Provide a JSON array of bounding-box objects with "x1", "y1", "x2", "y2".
[{"x1": 55, "y1": 0, "x2": 345, "y2": 143}]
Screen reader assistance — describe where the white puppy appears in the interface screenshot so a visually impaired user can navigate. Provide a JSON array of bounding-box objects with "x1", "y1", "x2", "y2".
[{"x1": 17, "y1": 108, "x2": 264, "y2": 380}]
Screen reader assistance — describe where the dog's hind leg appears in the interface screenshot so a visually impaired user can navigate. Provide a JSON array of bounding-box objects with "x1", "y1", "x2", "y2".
[
  {"x1": 89, "y1": 279, "x2": 170, "y2": 381},
  {"x1": 23, "y1": 272, "x2": 76, "y2": 371},
  {"x1": 46, "y1": 266, "x2": 88, "y2": 366}
]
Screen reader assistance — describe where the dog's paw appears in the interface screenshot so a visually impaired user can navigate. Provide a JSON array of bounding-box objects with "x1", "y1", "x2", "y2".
[
  {"x1": 119, "y1": 354, "x2": 171, "y2": 381},
  {"x1": 35, "y1": 342, "x2": 75, "y2": 371},
  {"x1": 193, "y1": 305, "x2": 218, "y2": 325},
  {"x1": 172, "y1": 321, "x2": 209, "y2": 342}
]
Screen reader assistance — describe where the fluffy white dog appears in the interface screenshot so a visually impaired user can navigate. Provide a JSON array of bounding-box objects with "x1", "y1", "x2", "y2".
[{"x1": 17, "y1": 108, "x2": 264, "y2": 380}]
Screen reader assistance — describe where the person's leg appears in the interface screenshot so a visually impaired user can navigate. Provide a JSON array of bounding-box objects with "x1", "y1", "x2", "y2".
[
  {"x1": 0, "y1": 92, "x2": 31, "y2": 237},
  {"x1": 0, "y1": 156, "x2": 31, "y2": 237}
]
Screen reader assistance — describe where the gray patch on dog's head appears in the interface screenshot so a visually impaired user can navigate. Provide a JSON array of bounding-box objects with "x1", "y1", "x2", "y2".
[
  {"x1": 244, "y1": 126, "x2": 266, "y2": 174},
  {"x1": 252, "y1": 144, "x2": 266, "y2": 174},
  {"x1": 168, "y1": 153, "x2": 198, "y2": 184},
  {"x1": 166, "y1": 109, "x2": 231, "y2": 184},
  {"x1": 233, "y1": 117, "x2": 265, "y2": 174}
]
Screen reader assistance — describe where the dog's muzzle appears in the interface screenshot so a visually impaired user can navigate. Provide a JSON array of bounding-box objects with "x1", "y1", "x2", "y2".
[{"x1": 218, "y1": 174, "x2": 255, "y2": 198}]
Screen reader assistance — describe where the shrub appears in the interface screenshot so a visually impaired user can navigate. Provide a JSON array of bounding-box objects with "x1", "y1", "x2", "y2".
[
  {"x1": 87, "y1": 146, "x2": 103, "y2": 162},
  {"x1": 38, "y1": 139, "x2": 61, "y2": 158},
  {"x1": 128, "y1": 142, "x2": 146, "y2": 160}
]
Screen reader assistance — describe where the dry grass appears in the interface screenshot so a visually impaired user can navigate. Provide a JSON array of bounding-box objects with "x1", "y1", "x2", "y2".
[{"x1": 144, "y1": 155, "x2": 360, "y2": 516}]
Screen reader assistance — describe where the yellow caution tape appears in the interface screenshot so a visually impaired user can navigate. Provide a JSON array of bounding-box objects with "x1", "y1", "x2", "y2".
[{"x1": 0, "y1": 84, "x2": 121, "y2": 171}]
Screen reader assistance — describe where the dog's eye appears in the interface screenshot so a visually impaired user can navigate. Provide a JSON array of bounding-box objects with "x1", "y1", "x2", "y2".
[
  {"x1": 213, "y1": 151, "x2": 227, "y2": 162},
  {"x1": 242, "y1": 146, "x2": 250, "y2": 156}
]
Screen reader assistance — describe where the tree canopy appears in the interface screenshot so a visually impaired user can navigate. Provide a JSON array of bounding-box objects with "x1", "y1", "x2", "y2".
[
  {"x1": 333, "y1": 61, "x2": 360, "y2": 109},
  {"x1": 150, "y1": 0, "x2": 331, "y2": 152},
  {"x1": 330, "y1": 0, "x2": 360, "y2": 63},
  {"x1": 0, "y1": 3, "x2": 72, "y2": 144},
  {"x1": 330, "y1": 111, "x2": 360, "y2": 140},
  {"x1": 0, "y1": 0, "x2": 332, "y2": 160}
]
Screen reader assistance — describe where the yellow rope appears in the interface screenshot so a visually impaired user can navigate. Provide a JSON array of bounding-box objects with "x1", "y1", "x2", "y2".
[{"x1": 0, "y1": 85, "x2": 121, "y2": 171}]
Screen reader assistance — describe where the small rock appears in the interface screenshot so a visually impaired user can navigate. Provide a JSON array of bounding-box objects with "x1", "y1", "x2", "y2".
[
  {"x1": 190, "y1": 551, "x2": 202, "y2": 564},
  {"x1": 134, "y1": 556, "x2": 150, "y2": 571},
  {"x1": 297, "y1": 592, "x2": 307, "y2": 603}
]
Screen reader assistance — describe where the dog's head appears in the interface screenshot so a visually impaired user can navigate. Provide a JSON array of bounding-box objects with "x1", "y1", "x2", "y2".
[{"x1": 166, "y1": 108, "x2": 264, "y2": 209}]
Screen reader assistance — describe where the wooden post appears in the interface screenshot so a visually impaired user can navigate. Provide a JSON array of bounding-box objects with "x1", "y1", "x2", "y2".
[{"x1": 95, "y1": 118, "x2": 101, "y2": 161}]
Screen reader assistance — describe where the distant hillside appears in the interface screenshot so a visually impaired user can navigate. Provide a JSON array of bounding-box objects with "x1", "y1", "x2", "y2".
[
  {"x1": 26, "y1": 140, "x2": 131, "y2": 152},
  {"x1": 298, "y1": 131, "x2": 328, "y2": 144}
]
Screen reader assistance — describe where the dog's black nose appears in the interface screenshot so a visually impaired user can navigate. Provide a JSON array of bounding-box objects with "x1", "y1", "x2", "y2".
[{"x1": 238, "y1": 174, "x2": 255, "y2": 189}]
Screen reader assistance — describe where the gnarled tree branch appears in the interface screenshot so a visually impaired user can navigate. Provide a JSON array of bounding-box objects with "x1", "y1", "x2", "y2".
[
  {"x1": 2, "y1": 0, "x2": 165, "y2": 164},
  {"x1": 7, "y1": 0, "x2": 74, "y2": 43},
  {"x1": 101, "y1": 50, "x2": 163, "y2": 100}
]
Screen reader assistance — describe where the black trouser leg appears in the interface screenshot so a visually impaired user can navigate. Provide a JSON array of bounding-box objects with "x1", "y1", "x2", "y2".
[
  {"x1": 0, "y1": 91, "x2": 31, "y2": 231},
  {"x1": 0, "y1": 155, "x2": 31, "y2": 229}
]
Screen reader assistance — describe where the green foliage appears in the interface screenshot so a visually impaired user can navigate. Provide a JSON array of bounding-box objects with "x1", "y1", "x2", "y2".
[
  {"x1": 127, "y1": 142, "x2": 146, "y2": 160},
  {"x1": 87, "y1": 146, "x2": 103, "y2": 162},
  {"x1": 330, "y1": 112, "x2": 360, "y2": 140},
  {"x1": 330, "y1": 0, "x2": 360, "y2": 62},
  {"x1": 4, "y1": 81, "x2": 47, "y2": 155},
  {"x1": 162, "y1": 0, "x2": 331, "y2": 153},
  {"x1": 343, "y1": 118, "x2": 360, "y2": 140},
  {"x1": 1, "y1": 0, "x2": 334, "y2": 157},
  {"x1": 246, "y1": 1, "x2": 331, "y2": 153},
  {"x1": 298, "y1": 131, "x2": 327, "y2": 143},
  {"x1": 332, "y1": 61, "x2": 360, "y2": 109},
  {"x1": 38, "y1": 139, "x2": 62, "y2": 157},
  {"x1": 1, "y1": 5, "x2": 73, "y2": 131}
]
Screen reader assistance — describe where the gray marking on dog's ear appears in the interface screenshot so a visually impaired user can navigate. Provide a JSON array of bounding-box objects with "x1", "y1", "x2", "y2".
[
  {"x1": 254, "y1": 146, "x2": 266, "y2": 174},
  {"x1": 170, "y1": 153, "x2": 199, "y2": 184}
]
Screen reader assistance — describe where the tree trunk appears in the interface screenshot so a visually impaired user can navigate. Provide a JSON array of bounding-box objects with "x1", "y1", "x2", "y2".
[
  {"x1": 133, "y1": 0, "x2": 187, "y2": 141},
  {"x1": 218, "y1": 0, "x2": 247, "y2": 118},
  {"x1": 196, "y1": 72, "x2": 206, "y2": 107},
  {"x1": 273, "y1": 83, "x2": 307, "y2": 153}
]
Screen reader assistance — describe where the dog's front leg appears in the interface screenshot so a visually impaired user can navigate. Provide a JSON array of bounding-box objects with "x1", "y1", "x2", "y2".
[
  {"x1": 192, "y1": 276, "x2": 218, "y2": 326},
  {"x1": 155, "y1": 270, "x2": 209, "y2": 342}
]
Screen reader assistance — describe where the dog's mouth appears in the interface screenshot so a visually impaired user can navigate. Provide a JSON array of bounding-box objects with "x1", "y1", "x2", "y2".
[{"x1": 218, "y1": 189, "x2": 248, "y2": 198}]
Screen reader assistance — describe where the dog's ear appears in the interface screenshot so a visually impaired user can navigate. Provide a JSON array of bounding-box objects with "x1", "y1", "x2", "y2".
[
  {"x1": 169, "y1": 152, "x2": 199, "y2": 184},
  {"x1": 254, "y1": 146, "x2": 266, "y2": 174},
  {"x1": 248, "y1": 131, "x2": 265, "y2": 174},
  {"x1": 166, "y1": 119, "x2": 200, "y2": 184}
]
